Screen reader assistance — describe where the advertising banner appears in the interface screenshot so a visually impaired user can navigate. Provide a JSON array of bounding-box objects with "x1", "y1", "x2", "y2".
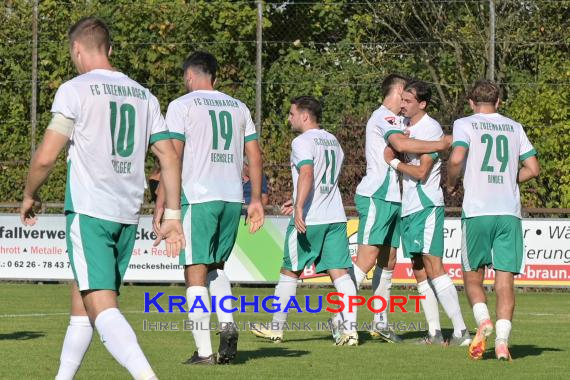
[{"x1": 1, "y1": 214, "x2": 568, "y2": 287}]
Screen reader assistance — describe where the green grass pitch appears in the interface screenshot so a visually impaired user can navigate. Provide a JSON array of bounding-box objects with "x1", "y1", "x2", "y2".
[{"x1": 1, "y1": 283, "x2": 568, "y2": 379}]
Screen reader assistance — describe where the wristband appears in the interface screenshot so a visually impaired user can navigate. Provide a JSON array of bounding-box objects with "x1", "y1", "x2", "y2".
[
  {"x1": 163, "y1": 208, "x2": 181, "y2": 220},
  {"x1": 389, "y1": 158, "x2": 401, "y2": 170}
]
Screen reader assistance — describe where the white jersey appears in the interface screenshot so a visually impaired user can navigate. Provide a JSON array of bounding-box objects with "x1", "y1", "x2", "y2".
[
  {"x1": 290, "y1": 129, "x2": 346, "y2": 225},
  {"x1": 166, "y1": 90, "x2": 257, "y2": 204},
  {"x1": 52, "y1": 69, "x2": 169, "y2": 224},
  {"x1": 401, "y1": 114, "x2": 445, "y2": 217},
  {"x1": 453, "y1": 113, "x2": 536, "y2": 218},
  {"x1": 355, "y1": 105, "x2": 404, "y2": 202}
]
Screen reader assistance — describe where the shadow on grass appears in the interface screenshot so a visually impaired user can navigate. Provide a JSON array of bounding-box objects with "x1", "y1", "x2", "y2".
[
  {"x1": 480, "y1": 345, "x2": 563, "y2": 360},
  {"x1": 233, "y1": 346, "x2": 310, "y2": 364},
  {"x1": 0, "y1": 331, "x2": 45, "y2": 340}
]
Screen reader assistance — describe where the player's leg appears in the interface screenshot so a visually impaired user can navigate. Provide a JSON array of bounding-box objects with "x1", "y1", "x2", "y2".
[
  {"x1": 491, "y1": 216, "x2": 524, "y2": 361},
  {"x1": 462, "y1": 216, "x2": 494, "y2": 360},
  {"x1": 412, "y1": 257, "x2": 443, "y2": 345},
  {"x1": 55, "y1": 281, "x2": 93, "y2": 380},
  {"x1": 420, "y1": 207, "x2": 470, "y2": 344},
  {"x1": 369, "y1": 245, "x2": 401, "y2": 343},
  {"x1": 251, "y1": 221, "x2": 312, "y2": 342},
  {"x1": 352, "y1": 195, "x2": 384, "y2": 288},
  {"x1": 180, "y1": 202, "x2": 221, "y2": 365},
  {"x1": 209, "y1": 201, "x2": 243, "y2": 363},
  {"x1": 250, "y1": 268, "x2": 301, "y2": 343},
  {"x1": 319, "y1": 222, "x2": 358, "y2": 345},
  {"x1": 72, "y1": 214, "x2": 156, "y2": 379}
]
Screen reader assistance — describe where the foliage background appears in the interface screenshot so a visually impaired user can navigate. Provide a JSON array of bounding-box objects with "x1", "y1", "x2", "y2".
[{"x1": 1, "y1": 0, "x2": 568, "y2": 209}]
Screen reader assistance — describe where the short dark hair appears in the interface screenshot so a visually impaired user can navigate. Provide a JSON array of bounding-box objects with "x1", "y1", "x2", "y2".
[
  {"x1": 381, "y1": 74, "x2": 408, "y2": 98},
  {"x1": 68, "y1": 17, "x2": 111, "y2": 54},
  {"x1": 404, "y1": 80, "x2": 432, "y2": 105},
  {"x1": 183, "y1": 51, "x2": 218, "y2": 83},
  {"x1": 291, "y1": 96, "x2": 322, "y2": 123},
  {"x1": 468, "y1": 79, "x2": 500, "y2": 104}
]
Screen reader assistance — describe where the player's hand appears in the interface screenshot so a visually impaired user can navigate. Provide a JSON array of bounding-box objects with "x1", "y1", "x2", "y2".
[
  {"x1": 294, "y1": 206, "x2": 306, "y2": 234},
  {"x1": 152, "y1": 184, "x2": 166, "y2": 234},
  {"x1": 246, "y1": 199, "x2": 264, "y2": 233},
  {"x1": 384, "y1": 146, "x2": 396, "y2": 164},
  {"x1": 153, "y1": 219, "x2": 185, "y2": 257},
  {"x1": 152, "y1": 204, "x2": 164, "y2": 235},
  {"x1": 20, "y1": 194, "x2": 41, "y2": 226},
  {"x1": 439, "y1": 135, "x2": 453, "y2": 151},
  {"x1": 281, "y1": 199, "x2": 294, "y2": 216}
]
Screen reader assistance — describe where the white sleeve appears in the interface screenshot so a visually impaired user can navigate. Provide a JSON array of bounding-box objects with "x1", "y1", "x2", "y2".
[
  {"x1": 452, "y1": 120, "x2": 470, "y2": 148},
  {"x1": 148, "y1": 94, "x2": 169, "y2": 144},
  {"x1": 519, "y1": 126, "x2": 537, "y2": 161},
  {"x1": 291, "y1": 136, "x2": 314, "y2": 169},
  {"x1": 165, "y1": 99, "x2": 187, "y2": 142},
  {"x1": 241, "y1": 103, "x2": 258, "y2": 143},
  {"x1": 376, "y1": 115, "x2": 403, "y2": 141},
  {"x1": 51, "y1": 82, "x2": 80, "y2": 120}
]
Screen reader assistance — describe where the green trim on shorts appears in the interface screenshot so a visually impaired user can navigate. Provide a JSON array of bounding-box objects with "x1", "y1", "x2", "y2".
[
  {"x1": 461, "y1": 215, "x2": 524, "y2": 274},
  {"x1": 355, "y1": 194, "x2": 401, "y2": 247},
  {"x1": 296, "y1": 159, "x2": 314, "y2": 170},
  {"x1": 452, "y1": 141, "x2": 469, "y2": 149},
  {"x1": 64, "y1": 160, "x2": 74, "y2": 213},
  {"x1": 149, "y1": 131, "x2": 171, "y2": 144},
  {"x1": 179, "y1": 201, "x2": 242, "y2": 266},
  {"x1": 283, "y1": 222, "x2": 351, "y2": 274},
  {"x1": 245, "y1": 133, "x2": 258, "y2": 143},
  {"x1": 169, "y1": 131, "x2": 186, "y2": 142},
  {"x1": 384, "y1": 130, "x2": 404, "y2": 140},
  {"x1": 401, "y1": 206, "x2": 444, "y2": 258},
  {"x1": 519, "y1": 149, "x2": 537, "y2": 161},
  {"x1": 66, "y1": 213, "x2": 136, "y2": 291}
]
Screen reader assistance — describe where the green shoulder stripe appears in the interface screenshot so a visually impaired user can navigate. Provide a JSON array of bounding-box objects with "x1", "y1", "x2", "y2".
[
  {"x1": 519, "y1": 148, "x2": 537, "y2": 161},
  {"x1": 452, "y1": 141, "x2": 469, "y2": 149},
  {"x1": 149, "y1": 131, "x2": 171, "y2": 144}
]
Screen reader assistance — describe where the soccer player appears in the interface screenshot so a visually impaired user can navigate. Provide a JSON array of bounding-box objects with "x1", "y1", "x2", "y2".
[
  {"x1": 250, "y1": 96, "x2": 358, "y2": 346},
  {"x1": 351, "y1": 74, "x2": 450, "y2": 343},
  {"x1": 157, "y1": 51, "x2": 265, "y2": 365},
  {"x1": 446, "y1": 80, "x2": 540, "y2": 360},
  {"x1": 20, "y1": 17, "x2": 185, "y2": 380},
  {"x1": 385, "y1": 80, "x2": 471, "y2": 345}
]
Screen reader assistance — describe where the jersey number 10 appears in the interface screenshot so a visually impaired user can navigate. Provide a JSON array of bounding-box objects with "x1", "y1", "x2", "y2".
[{"x1": 110, "y1": 101, "x2": 135, "y2": 158}]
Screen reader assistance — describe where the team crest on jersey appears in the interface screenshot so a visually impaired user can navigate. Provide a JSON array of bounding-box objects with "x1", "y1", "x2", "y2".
[{"x1": 384, "y1": 116, "x2": 396, "y2": 125}]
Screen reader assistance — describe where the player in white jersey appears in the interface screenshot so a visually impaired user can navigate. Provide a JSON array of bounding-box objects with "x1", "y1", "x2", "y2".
[
  {"x1": 154, "y1": 51, "x2": 264, "y2": 365},
  {"x1": 20, "y1": 18, "x2": 184, "y2": 380},
  {"x1": 447, "y1": 80, "x2": 540, "y2": 361},
  {"x1": 250, "y1": 96, "x2": 358, "y2": 346},
  {"x1": 386, "y1": 80, "x2": 470, "y2": 346},
  {"x1": 350, "y1": 74, "x2": 451, "y2": 343}
]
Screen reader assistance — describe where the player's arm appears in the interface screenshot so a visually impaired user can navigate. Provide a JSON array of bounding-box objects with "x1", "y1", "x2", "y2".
[
  {"x1": 387, "y1": 149, "x2": 436, "y2": 182},
  {"x1": 518, "y1": 155, "x2": 540, "y2": 183},
  {"x1": 388, "y1": 132, "x2": 451, "y2": 154},
  {"x1": 150, "y1": 139, "x2": 181, "y2": 212},
  {"x1": 245, "y1": 139, "x2": 265, "y2": 233},
  {"x1": 294, "y1": 164, "x2": 313, "y2": 234},
  {"x1": 21, "y1": 114, "x2": 73, "y2": 225},
  {"x1": 446, "y1": 146, "x2": 468, "y2": 190}
]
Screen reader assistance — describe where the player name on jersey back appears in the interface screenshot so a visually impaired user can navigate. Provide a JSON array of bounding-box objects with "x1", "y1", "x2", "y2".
[
  {"x1": 452, "y1": 113, "x2": 536, "y2": 218},
  {"x1": 166, "y1": 90, "x2": 258, "y2": 204}
]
